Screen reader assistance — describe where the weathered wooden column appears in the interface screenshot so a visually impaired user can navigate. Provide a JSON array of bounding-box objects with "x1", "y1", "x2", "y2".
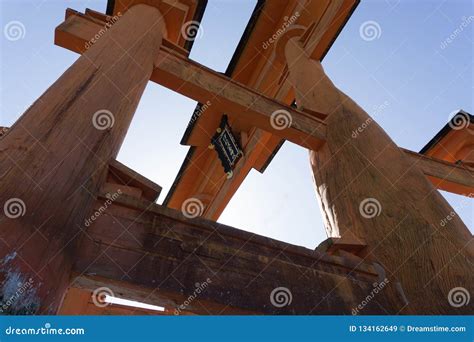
[
  {"x1": 285, "y1": 38, "x2": 473, "y2": 314},
  {"x1": 0, "y1": 4, "x2": 164, "y2": 314}
]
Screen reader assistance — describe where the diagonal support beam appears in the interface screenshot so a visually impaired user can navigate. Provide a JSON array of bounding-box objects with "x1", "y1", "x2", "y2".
[
  {"x1": 55, "y1": 9, "x2": 327, "y2": 150},
  {"x1": 54, "y1": 9, "x2": 473, "y2": 197},
  {"x1": 402, "y1": 149, "x2": 474, "y2": 196},
  {"x1": 152, "y1": 48, "x2": 326, "y2": 149}
]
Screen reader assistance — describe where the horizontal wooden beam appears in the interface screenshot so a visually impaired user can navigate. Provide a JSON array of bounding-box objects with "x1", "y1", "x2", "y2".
[
  {"x1": 55, "y1": 9, "x2": 327, "y2": 150},
  {"x1": 403, "y1": 148, "x2": 474, "y2": 196},
  {"x1": 54, "y1": 10, "x2": 473, "y2": 195},
  {"x1": 74, "y1": 192, "x2": 405, "y2": 314},
  {"x1": 61, "y1": 275, "x2": 252, "y2": 315},
  {"x1": 59, "y1": 285, "x2": 167, "y2": 315},
  {"x1": 153, "y1": 49, "x2": 326, "y2": 149}
]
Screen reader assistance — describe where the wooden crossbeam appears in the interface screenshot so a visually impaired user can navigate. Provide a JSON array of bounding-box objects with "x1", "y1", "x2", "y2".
[
  {"x1": 152, "y1": 48, "x2": 327, "y2": 149},
  {"x1": 403, "y1": 148, "x2": 474, "y2": 196},
  {"x1": 54, "y1": 10, "x2": 473, "y2": 196},
  {"x1": 55, "y1": 10, "x2": 327, "y2": 150},
  {"x1": 61, "y1": 275, "x2": 251, "y2": 315},
  {"x1": 59, "y1": 285, "x2": 169, "y2": 315},
  {"x1": 72, "y1": 192, "x2": 405, "y2": 314}
]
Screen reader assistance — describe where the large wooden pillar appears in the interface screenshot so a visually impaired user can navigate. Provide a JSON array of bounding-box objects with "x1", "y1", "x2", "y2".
[
  {"x1": 0, "y1": 4, "x2": 164, "y2": 314},
  {"x1": 285, "y1": 38, "x2": 473, "y2": 314}
]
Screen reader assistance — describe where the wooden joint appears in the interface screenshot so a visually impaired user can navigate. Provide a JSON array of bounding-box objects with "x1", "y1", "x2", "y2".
[{"x1": 316, "y1": 237, "x2": 368, "y2": 257}]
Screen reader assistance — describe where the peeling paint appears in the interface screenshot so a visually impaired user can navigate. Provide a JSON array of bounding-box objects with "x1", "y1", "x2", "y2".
[
  {"x1": 1, "y1": 251, "x2": 17, "y2": 265},
  {"x1": 0, "y1": 252, "x2": 40, "y2": 315}
]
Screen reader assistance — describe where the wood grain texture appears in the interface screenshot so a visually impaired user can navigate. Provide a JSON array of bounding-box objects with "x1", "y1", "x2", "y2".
[
  {"x1": 403, "y1": 148, "x2": 474, "y2": 196},
  {"x1": 71, "y1": 193, "x2": 406, "y2": 315},
  {"x1": 286, "y1": 37, "x2": 474, "y2": 314},
  {"x1": 0, "y1": 4, "x2": 164, "y2": 313},
  {"x1": 54, "y1": 11, "x2": 327, "y2": 150},
  {"x1": 60, "y1": 275, "x2": 256, "y2": 315}
]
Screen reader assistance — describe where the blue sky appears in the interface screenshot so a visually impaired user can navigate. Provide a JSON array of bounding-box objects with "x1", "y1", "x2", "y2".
[{"x1": 1, "y1": 0, "x2": 472, "y2": 249}]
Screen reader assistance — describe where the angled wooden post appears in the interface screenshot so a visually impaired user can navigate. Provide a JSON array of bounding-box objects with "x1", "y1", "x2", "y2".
[
  {"x1": 285, "y1": 37, "x2": 473, "y2": 314},
  {"x1": 0, "y1": 4, "x2": 164, "y2": 314}
]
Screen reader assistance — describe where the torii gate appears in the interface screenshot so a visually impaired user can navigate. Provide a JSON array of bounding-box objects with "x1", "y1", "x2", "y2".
[{"x1": 0, "y1": 0, "x2": 472, "y2": 315}]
